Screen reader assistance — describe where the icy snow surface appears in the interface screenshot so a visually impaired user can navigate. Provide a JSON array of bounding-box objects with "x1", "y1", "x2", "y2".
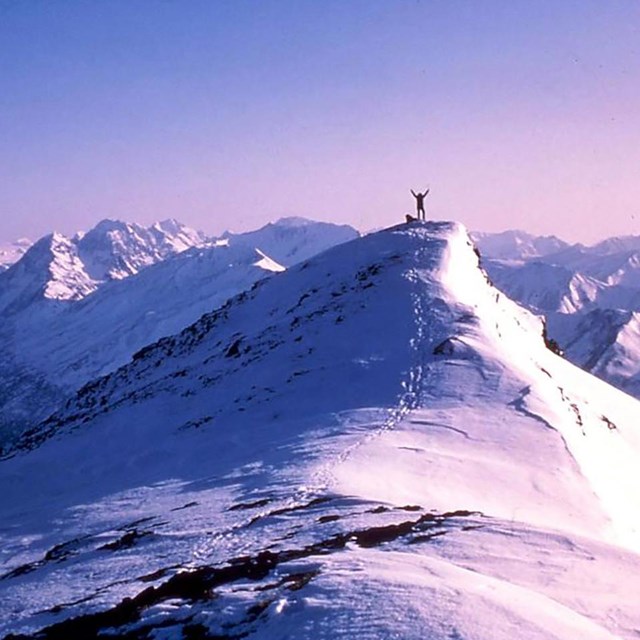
[{"x1": 1, "y1": 222, "x2": 640, "y2": 639}]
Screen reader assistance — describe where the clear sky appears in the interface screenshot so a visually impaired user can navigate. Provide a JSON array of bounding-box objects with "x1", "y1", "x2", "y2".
[{"x1": 1, "y1": 1, "x2": 639, "y2": 243}]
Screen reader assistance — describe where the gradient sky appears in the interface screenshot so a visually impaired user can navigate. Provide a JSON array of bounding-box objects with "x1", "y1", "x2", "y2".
[{"x1": 1, "y1": 1, "x2": 639, "y2": 243}]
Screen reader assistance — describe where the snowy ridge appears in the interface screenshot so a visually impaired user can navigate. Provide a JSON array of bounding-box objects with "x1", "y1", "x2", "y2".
[
  {"x1": 0, "y1": 217, "x2": 355, "y2": 445},
  {"x1": 2, "y1": 221, "x2": 640, "y2": 639},
  {"x1": 0, "y1": 243, "x2": 284, "y2": 444},
  {"x1": 0, "y1": 232, "x2": 90, "y2": 315},
  {"x1": 479, "y1": 230, "x2": 640, "y2": 398}
]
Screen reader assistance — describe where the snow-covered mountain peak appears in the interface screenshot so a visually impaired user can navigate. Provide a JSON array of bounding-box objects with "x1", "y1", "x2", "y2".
[
  {"x1": 18, "y1": 220, "x2": 639, "y2": 546},
  {"x1": 3, "y1": 221, "x2": 640, "y2": 639},
  {"x1": 272, "y1": 215, "x2": 319, "y2": 228},
  {"x1": 0, "y1": 232, "x2": 94, "y2": 313},
  {"x1": 153, "y1": 217, "x2": 181, "y2": 232},
  {"x1": 44, "y1": 232, "x2": 98, "y2": 300},
  {"x1": 151, "y1": 217, "x2": 207, "y2": 247},
  {"x1": 0, "y1": 218, "x2": 211, "y2": 309},
  {"x1": 88, "y1": 217, "x2": 130, "y2": 233},
  {"x1": 222, "y1": 216, "x2": 359, "y2": 267},
  {"x1": 75, "y1": 217, "x2": 210, "y2": 282},
  {"x1": 472, "y1": 229, "x2": 569, "y2": 261},
  {"x1": 21, "y1": 231, "x2": 69, "y2": 265}
]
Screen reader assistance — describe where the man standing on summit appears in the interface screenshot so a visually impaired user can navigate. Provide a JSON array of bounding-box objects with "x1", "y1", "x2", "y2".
[{"x1": 410, "y1": 188, "x2": 429, "y2": 221}]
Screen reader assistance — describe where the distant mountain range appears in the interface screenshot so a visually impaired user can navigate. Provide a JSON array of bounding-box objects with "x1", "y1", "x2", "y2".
[
  {"x1": 0, "y1": 217, "x2": 358, "y2": 445},
  {"x1": 473, "y1": 229, "x2": 640, "y2": 398}
]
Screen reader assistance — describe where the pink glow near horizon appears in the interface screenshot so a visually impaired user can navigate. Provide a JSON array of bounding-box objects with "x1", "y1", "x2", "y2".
[{"x1": 0, "y1": 2, "x2": 638, "y2": 244}]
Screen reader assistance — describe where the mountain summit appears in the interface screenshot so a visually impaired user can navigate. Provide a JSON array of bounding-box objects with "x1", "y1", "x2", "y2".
[
  {"x1": 0, "y1": 218, "x2": 209, "y2": 313},
  {"x1": 2, "y1": 221, "x2": 639, "y2": 639}
]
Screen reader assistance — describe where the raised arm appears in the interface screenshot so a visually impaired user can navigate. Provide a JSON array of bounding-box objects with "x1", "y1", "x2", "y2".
[
  {"x1": 410, "y1": 189, "x2": 417, "y2": 198},
  {"x1": 423, "y1": 188, "x2": 430, "y2": 197}
]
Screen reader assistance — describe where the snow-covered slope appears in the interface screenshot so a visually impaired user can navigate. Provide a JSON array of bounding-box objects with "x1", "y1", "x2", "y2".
[
  {"x1": 0, "y1": 218, "x2": 209, "y2": 312},
  {"x1": 0, "y1": 243, "x2": 283, "y2": 444},
  {"x1": 223, "y1": 216, "x2": 359, "y2": 266},
  {"x1": 0, "y1": 218, "x2": 210, "y2": 442},
  {"x1": 479, "y1": 230, "x2": 640, "y2": 399},
  {"x1": 485, "y1": 260, "x2": 606, "y2": 313},
  {"x1": 23, "y1": 242, "x2": 283, "y2": 386},
  {"x1": 548, "y1": 308, "x2": 640, "y2": 398},
  {"x1": 0, "y1": 217, "x2": 358, "y2": 445},
  {"x1": 2, "y1": 221, "x2": 639, "y2": 639}
]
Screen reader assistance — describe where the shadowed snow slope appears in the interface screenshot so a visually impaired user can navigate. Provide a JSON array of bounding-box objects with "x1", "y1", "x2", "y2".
[
  {"x1": 2, "y1": 222, "x2": 640, "y2": 640},
  {"x1": 0, "y1": 243, "x2": 283, "y2": 444},
  {"x1": 0, "y1": 217, "x2": 355, "y2": 445}
]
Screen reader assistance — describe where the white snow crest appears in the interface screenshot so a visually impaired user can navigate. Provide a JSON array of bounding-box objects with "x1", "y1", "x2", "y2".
[{"x1": 2, "y1": 220, "x2": 640, "y2": 638}]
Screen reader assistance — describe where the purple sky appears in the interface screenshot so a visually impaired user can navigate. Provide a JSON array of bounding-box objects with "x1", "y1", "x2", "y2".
[{"x1": 1, "y1": 1, "x2": 639, "y2": 243}]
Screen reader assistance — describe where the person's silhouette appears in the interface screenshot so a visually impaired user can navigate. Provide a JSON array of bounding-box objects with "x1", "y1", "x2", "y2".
[{"x1": 410, "y1": 188, "x2": 429, "y2": 220}]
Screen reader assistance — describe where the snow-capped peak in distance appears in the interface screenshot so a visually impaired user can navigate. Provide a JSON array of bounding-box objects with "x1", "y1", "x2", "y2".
[
  {"x1": 477, "y1": 228, "x2": 640, "y2": 400},
  {"x1": 222, "y1": 216, "x2": 360, "y2": 267},
  {"x1": 0, "y1": 218, "x2": 211, "y2": 311},
  {"x1": 0, "y1": 231, "x2": 94, "y2": 315},
  {"x1": 471, "y1": 229, "x2": 569, "y2": 261},
  {"x1": 590, "y1": 235, "x2": 640, "y2": 256},
  {"x1": 2, "y1": 221, "x2": 640, "y2": 638},
  {"x1": 0, "y1": 216, "x2": 359, "y2": 446},
  {"x1": 73, "y1": 217, "x2": 209, "y2": 283},
  {"x1": 263, "y1": 215, "x2": 317, "y2": 228},
  {"x1": 0, "y1": 216, "x2": 359, "y2": 312}
]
